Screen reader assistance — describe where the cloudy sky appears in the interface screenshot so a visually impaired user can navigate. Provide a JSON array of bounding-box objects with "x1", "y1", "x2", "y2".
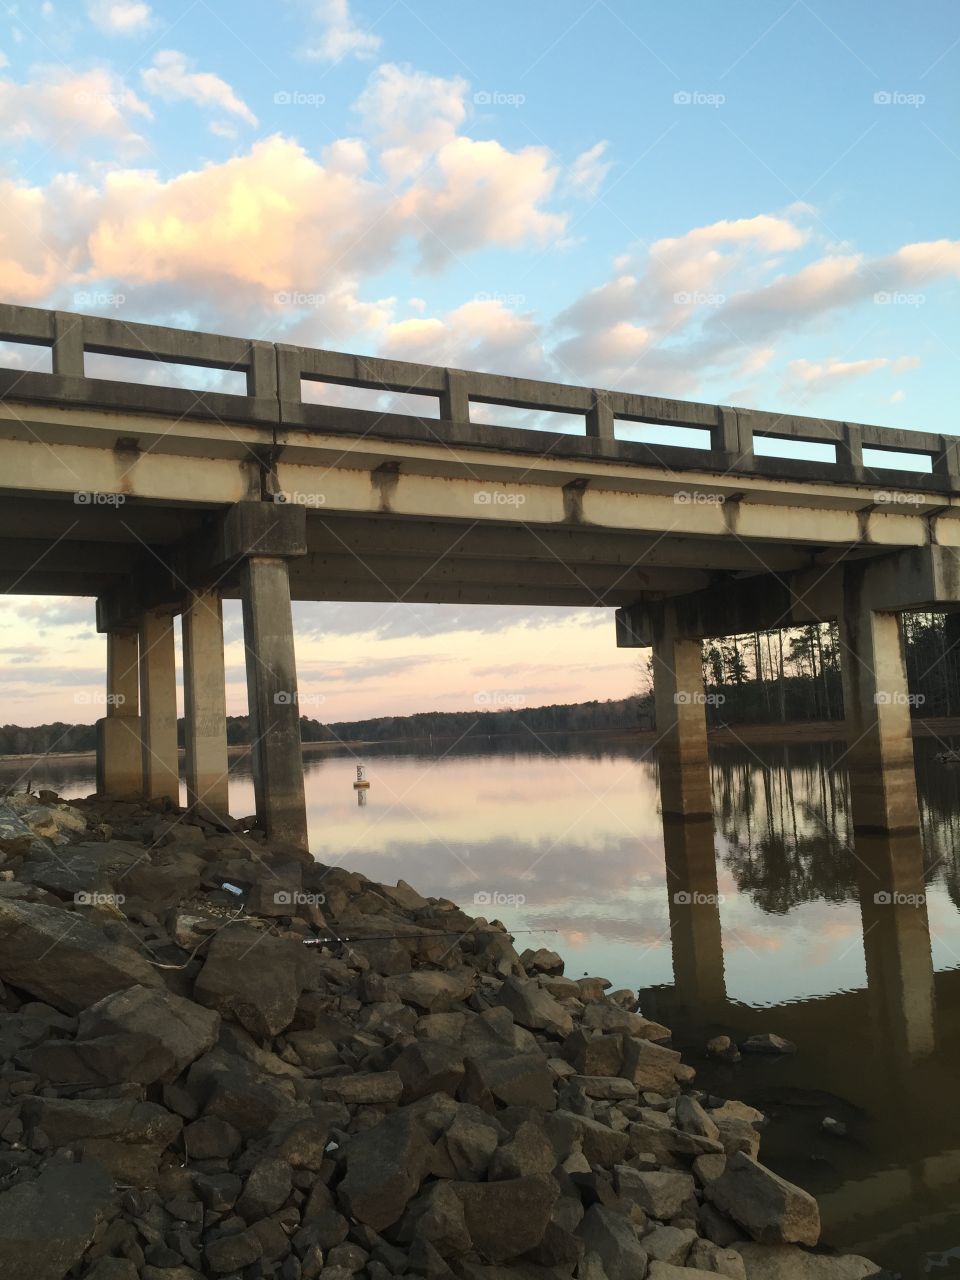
[{"x1": 0, "y1": 0, "x2": 958, "y2": 726}]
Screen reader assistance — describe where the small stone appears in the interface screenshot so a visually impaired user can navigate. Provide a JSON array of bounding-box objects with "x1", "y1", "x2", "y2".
[
  {"x1": 739, "y1": 1033, "x2": 796, "y2": 1056},
  {"x1": 204, "y1": 1228, "x2": 264, "y2": 1272},
  {"x1": 822, "y1": 1116, "x2": 848, "y2": 1138},
  {"x1": 706, "y1": 1036, "x2": 741, "y2": 1063},
  {"x1": 183, "y1": 1116, "x2": 241, "y2": 1160},
  {"x1": 642, "y1": 1224, "x2": 697, "y2": 1265}
]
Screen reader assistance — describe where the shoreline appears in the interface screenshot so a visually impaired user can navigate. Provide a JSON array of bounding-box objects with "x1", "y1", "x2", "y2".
[{"x1": 4, "y1": 713, "x2": 960, "y2": 770}]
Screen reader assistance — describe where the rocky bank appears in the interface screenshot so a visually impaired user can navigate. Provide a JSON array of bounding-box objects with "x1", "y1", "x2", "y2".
[{"x1": 0, "y1": 788, "x2": 881, "y2": 1280}]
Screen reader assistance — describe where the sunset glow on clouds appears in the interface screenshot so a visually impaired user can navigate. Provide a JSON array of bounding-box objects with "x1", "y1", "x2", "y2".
[{"x1": 0, "y1": 0, "x2": 958, "y2": 723}]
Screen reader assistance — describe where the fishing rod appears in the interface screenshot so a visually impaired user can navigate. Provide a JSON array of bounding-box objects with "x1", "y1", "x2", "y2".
[{"x1": 304, "y1": 927, "x2": 559, "y2": 946}]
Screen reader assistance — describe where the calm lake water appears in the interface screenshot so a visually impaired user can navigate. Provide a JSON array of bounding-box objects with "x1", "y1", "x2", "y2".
[{"x1": 7, "y1": 731, "x2": 960, "y2": 1276}]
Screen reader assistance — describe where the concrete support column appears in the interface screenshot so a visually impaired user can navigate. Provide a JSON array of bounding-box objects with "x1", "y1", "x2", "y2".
[
  {"x1": 138, "y1": 608, "x2": 180, "y2": 803},
  {"x1": 96, "y1": 628, "x2": 142, "y2": 796},
  {"x1": 838, "y1": 601, "x2": 920, "y2": 832},
  {"x1": 663, "y1": 815, "x2": 727, "y2": 1012},
  {"x1": 240, "y1": 555, "x2": 307, "y2": 848},
  {"x1": 856, "y1": 831, "x2": 936, "y2": 1062},
  {"x1": 182, "y1": 590, "x2": 229, "y2": 821},
  {"x1": 652, "y1": 613, "x2": 712, "y2": 820}
]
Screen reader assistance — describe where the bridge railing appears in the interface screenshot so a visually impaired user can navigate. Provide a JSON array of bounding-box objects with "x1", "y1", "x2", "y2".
[{"x1": 0, "y1": 301, "x2": 954, "y2": 490}]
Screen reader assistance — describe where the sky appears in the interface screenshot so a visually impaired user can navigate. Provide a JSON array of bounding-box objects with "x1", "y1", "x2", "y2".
[{"x1": 0, "y1": 0, "x2": 958, "y2": 725}]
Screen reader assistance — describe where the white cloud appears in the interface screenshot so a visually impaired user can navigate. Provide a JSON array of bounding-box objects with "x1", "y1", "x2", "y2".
[
  {"x1": 566, "y1": 142, "x2": 612, "y2": 200},
  {"x1": 87, "y1": 0, "x2": 153, "y2": 35},
  {"x1": 304, "y1": 0, "x2": 381, "y2": 62},
  {"x1": 141, "y1": 50, "x2": 258, "y2": 126},
  {"x1": 784, "y1": 355, "x2": 921, "y2": 395},
  {"x1": 552, "y1": 211, "x2": 960, "y2": 395},
  {"x1": 0, "y1": 65, "x2": 152, "y2": 152}
]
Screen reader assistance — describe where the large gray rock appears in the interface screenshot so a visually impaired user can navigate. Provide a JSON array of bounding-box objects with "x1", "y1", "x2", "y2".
[
  {"x1": 498, "y1": 976, "x2": 574, "y2": 1038},
  {"x1": 337, "y1": 1109, "x2": 436, "y2": 1230},
  {"x1": 578, "y1": 1204, "x2": 648, "y2": 1280},
  {"x1": 619, "y1": 1036, "x2": 685, "y2": 1094},
  {"x1": 734, "y1": 1243, "x2": 880, "y2": 1278},
  {"x1": 450, "y1": 1174, "x2": 559, "y2": 1262},
  {"x1": 461, "y1": 1049, "x2": 557, "y2": 1111},
  {"x1": 0, "y1": 1159, "x2": 114, "y2": 1280},
  {"x1": 194, "y1": 925, "x2": 303, "y2": 1037},
  {"x1": 0, "y1": 899, "x2": 162, "y2": 1013},
  {"x1": 383, "y1": 968, "x2": 477, "y2": 1012},
  {"x1": 73, "y1": 984, "x2": 220, "y2": 1084},
  {"x1": 706, "y1": 1153, "x2": 820, "y2": 1246},
  {"x1": 614, "y1": 1167, "x2": 696, "y2": 1220}
]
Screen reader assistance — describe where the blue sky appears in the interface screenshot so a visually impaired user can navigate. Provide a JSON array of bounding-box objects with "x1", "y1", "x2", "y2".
[{"x1": 1, "y1": 0, "x2": 958, "y2": 724}]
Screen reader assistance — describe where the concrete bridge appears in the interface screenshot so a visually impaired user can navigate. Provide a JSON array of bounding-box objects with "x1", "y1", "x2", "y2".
[{"x1": 2, "y1": 302, "x2": 959, "y2": 844}]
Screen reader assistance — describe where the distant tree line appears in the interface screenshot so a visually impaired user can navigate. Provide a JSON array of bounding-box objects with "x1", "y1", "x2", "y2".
[
  {"x1": 0, "y1": 697, "x2": 645, "y2": 756},
  {"x1": 685, "y1": 611, "x2": 960, "y2": 725}
]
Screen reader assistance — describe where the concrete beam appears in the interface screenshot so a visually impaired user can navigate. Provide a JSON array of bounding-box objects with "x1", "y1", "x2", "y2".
[
  {"x1": 138, "y1": 609, "x2": 179, "y2": 803},
  {"x1": 182, "y1": 590, "x2": 229, "y2": 821},
  {"x1": 240, "y1": 556, "x2": 307, "y2": 848}
]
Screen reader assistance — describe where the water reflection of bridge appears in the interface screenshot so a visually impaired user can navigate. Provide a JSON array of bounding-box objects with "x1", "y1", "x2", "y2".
[{"x1": 643, "y1": 748, "x2": 960, "y2": 1262}]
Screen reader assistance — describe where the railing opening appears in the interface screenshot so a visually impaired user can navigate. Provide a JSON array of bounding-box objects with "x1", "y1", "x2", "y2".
[
  {"x1": 468, "y1": 402, "x2": 586, "y2": 436},
  {"x1": 754, "y1": 434, "x2": 837, "y2": 464},
  {"x1": 0, "y1": 340, "x2": 52, "y2": 374},
  {"x1": 862, "y1": 446, "x2": 932, "y2": 473},
  {"x1": 300, "y1": 381, "x2": 441, "y2": 418},
  {"x1": 615, "y1": 422, "x2": 711, "y2": 450},
  {"x1": 85, "y1": 352, "x2": 247, "y2": 395}
]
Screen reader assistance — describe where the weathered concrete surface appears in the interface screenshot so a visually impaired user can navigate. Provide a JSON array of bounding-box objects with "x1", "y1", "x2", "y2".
[
  {"x1": 95, "y1": 628, "x2": 141, "y2": 796},
  {"x1": 182, "y1": 589, "x2": 229, "y2": 820},
  {"x1": 240, "y1": 555, "x2": 307, "y2": 848},
  {"x1": 138, "y1": 608, "x2": 179, "y2": 804}
]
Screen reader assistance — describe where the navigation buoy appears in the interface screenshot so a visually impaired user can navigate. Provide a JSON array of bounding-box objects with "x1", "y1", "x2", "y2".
[{"x1": 353, "y1": 764, "x2": 370, "y2": 790}]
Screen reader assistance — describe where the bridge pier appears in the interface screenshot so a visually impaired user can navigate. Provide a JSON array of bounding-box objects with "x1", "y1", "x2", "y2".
[
  {"x1": 650, "y1": 610, "x2": 712, "y2": 821},
  {"x1": 618, "y1": 547, "x2": 960, "y2": 834},
  {"x1": 182, "y1": 589, "x2": 229, "y2": 822},
  {"x1": 96, "y1": 628, "x2": 142, "y2": 796},
  {"x1": 240, "y1": 555, "x2": 308, "y2": 849},
  {"x1": 138, "y1": 608, "x2": 180, "y2": 804},
  {"x1": 838, "y1": 605, "x2": 920, "y2": 832}
]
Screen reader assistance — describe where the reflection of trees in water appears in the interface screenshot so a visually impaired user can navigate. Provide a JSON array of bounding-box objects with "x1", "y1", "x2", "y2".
[
  {"x1": 711, "y1": 740, "x2": 960, "y2": 912},
  {"x1": 710, "y1": 744, "x2": 858, "y2": 913}
]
